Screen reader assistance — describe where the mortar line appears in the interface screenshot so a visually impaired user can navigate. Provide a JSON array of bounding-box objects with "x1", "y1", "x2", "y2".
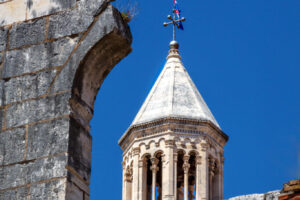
[
  {"x1": 0, "y1": 65, "x2": 63, "y2": 81},
  {"x1": 0, "y1": 3, "x2": 78, "y2": 29},
  {"x1": 1, "y1": 114, "x2": 70, "y2": 133},
  {"x1": 66, "y1": 165, "x2": 90, "y2": 186},
  {"x1": 0, "y1": 177, "x2": 66, "y2": 193},
  {"x1": 24, "y1": 125, "x2": 29, "y2": 160},
  {"x1": 0, "y1": 89, "x2": 70, "y2": 110},
  {"x1": 27, "y1": 185, "x2": 31, "y2": 200},
  {"x1": 0, "y1": 152, "x2": 68, "y2": 168}
]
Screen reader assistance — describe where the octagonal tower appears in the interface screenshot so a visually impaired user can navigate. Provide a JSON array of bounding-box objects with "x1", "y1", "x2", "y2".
[{"x1": 119, "y1": 41, "x2": 228, "y2": 200}]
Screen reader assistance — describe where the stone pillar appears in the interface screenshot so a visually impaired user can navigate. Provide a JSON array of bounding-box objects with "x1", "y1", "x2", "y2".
[
  {"x1": 209, "y1": 158, "x2": 216, "y2": 200},
  {"x1": 151, "y1": 157, "x2": 159, "y2": 200},
  {"x1": 124, "y1": 167, "x2": 133, "y2": 200},
  {"x1": 122, "y1": 162, "x2": 127, "y2": 200},
  {"x1": 139, "y1": 159, "x2": 147, "y2": 200},
  {"x1": 200, "y1": 144, "x2": 209, "y2": 200},
  {"x1": 220, "y1": 156, "x2": 225, "y2": 200},
  {"x1": 162, "y1": 140, "x2": 175, "y2": 200},
  {"x1": 183, "y1": 155, "x2": 190, "y2": 200},
  {"x1": 174, "y1": 153, "x2": 178, "y2": 200},
  {"x1": 195, "y1": 155, "x2": 202, "y2": 200},
  {"x1": 132, "y1": 148, "x2": 140, "y2": 200}
]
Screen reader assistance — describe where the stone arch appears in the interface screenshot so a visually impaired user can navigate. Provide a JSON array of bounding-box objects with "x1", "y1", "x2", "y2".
[
  {"x1": 0, "y1": 1, "x2": 132, "y2": 199},
  {"x1": 153, "y1": 149, "x2": 164, "y2": 158},
  {"x1": 188, "y1": 150, "x2": 199, "y2": 156},
  {"x1": 141, "y1": 153, "x2": 152, "y2": 161},
  {"x1": 60, "y1": 5, "x2": 132, "y2": 199}
]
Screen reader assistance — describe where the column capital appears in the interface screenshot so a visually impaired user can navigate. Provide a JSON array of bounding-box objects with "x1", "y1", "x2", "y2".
[
  {"x1": 122, "y1": 161, "x2": 126, "y2": 169},
  {"x1": 125, "y1": 167, "x2": 133, "y2": 182},
  {"x1": 165, "y1": 139, "x2": 175, "y2": 147},
  {"x1": 138, "y1": 159, "x2": 146, "y2": 167},
  {"x1": 221, "y1": 156, "x2": 225, "y2": 164},
  {"x1": 132, "y1": 147, "x2": 140, "y2": 155},
  {"x1": 173, "y1": 153, "x2": 178, "y2": 162},
  {"x1": 150, "y1": 165, "x2": 159, "y2": 173},
  {"x1": 201, "y1": 143, "x2": 208, "y2": 151},
  {"x1": 183, "y1": 163, "x2": 190, "y2": 174},
  {"x1": 209, "y1": 157, "x2": 216, "y2": 176},
  {"x1": 150, "y1": 157, "x2": 159, "y2": 165},
  {"x1": 183, "y1": 155, "x2": 190, "y2": 162},
  {"x1": 196, "y1": 155, "x2": 202, "y2": 165}
]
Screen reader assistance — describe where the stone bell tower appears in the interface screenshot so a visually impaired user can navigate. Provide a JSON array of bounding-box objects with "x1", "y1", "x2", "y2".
[{"x1": 119, "y1": 41, "x2": 229, "y2": 200}]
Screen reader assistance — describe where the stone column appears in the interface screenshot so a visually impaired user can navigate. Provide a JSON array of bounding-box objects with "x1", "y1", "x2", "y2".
[
  {"x1": 122, "y1": 162, "x2": 127, "y2": 200},
  {"x1": 151, "y1": 157, "x2": 159, "y2": 200},
  {"x1": 132, "y1": 148, "x2": 140, "y2": 200},
  {"x1": 183, "y1": 155, "x2": 190, "y2": 200},
  {"x1": 220, "y1": 155, "x2": 225, "y2": 200},
  {"x1": 209, "y1": 158, "x2": 215, "y2": 200},
  {"x1": 174, "y1": 153, "x2": 178, "y2": 200},
  {"x1": 162, "y1": 140, "x2": 175, "y2": 200},
  {"x1": 124, "y1": 167, "x2": 133, "y2": 200},
  {"x1": 139, "y1": 159, "x2": 147, "y2": 200},
  {"x1": 200, "y1": 143, "x2": 209, "y2": 200},
  {"x1": 195, "y1": 155, "x2": 202, "y2": 200}
]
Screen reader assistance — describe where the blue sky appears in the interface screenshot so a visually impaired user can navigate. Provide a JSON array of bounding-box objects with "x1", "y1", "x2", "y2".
[{"x1": 90, "y1": 0, "x2": 300, "y2": 199}]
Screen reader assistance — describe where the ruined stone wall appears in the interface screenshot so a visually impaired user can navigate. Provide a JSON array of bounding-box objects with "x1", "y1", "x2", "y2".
[{"x1": 0, "y1": 0, "x2": 132, "y2": 199}]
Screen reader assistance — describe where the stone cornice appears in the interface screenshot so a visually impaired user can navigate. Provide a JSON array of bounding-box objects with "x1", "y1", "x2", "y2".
[{"x1": 119, "y1": 117, "x2": 229, "y2": 152}]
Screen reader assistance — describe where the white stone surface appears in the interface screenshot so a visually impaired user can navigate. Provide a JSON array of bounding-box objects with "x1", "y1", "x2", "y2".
[
  {"x1": 0, "y1": 0, "x2": 76, "y2": 26},
  {"x1": 131, "y1": 47, "x2": 220, "y2": 128},
  {"x1": 228, "y1": 190, "x2": 280, "y2": 200},
  {"x1": 0, "y1": 0, "x2": 27, "y2": 26}
]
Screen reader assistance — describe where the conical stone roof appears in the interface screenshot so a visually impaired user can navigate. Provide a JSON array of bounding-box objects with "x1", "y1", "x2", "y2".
[{"x1": 131, "y1": 41, "x2": 220, "y2": 129}]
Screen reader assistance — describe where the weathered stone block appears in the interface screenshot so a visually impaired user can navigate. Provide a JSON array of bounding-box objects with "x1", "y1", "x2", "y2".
[
  {"x1": 0, "y1": 154, "x2": 67, "y2": 190},
  {"x1": 80, "y1": 0, "x2": 108, "y2": 16},
  {"x1": 30, "y1": 179, "x2": 66, "y2": 200},
  {"x1": 3, "y1": 70, "x2": 57, "y2": 105},
  {"x1": 29, "y1": 154, "x2": 68, "y2": 183},
  {"x1": 27, "y1": 0, "x2": 76, "y2": 20},
  {"x1": 0, "y1": 0, "x2": 27, "y2": 26},
  {"x1": 0, "y1": 187, "x2": 29, "y2": 200},
  {"x1": 0, "y1": 128, "x2": 25, "y2": 165},
  {"x1": 27, "y1": 118, "x2": 69, "y2": 160},
  {"x1": 0, "y1": 27, "x2": 8, "y2": 51},
  {"x1": 68, "y1": 118, "x2": 92, "y2": 181},
  {"x1": 5, "y1": 92, "x2": 70, "y2": 128},
  {"x1": 47, "y1": 0, "x2": 108, "y2": 39},
  {"x1": 0, "y1": 80, "x2": 3, "y2": 106},
  {"x1": 3, "y1": 37, "x2": 78, "y2": 78},
  {"x1": 66, "y1": 181, "x2": 84, "y2": 200},
  {"x1": 0, "y1": 163, "x2": 28, "y2": 190},
  {"x1": 9, "y1": 17, "x2": 46, "y2": 49},
  {"x1": 48, "y1": 5, "x2": 93, "y2": 39}
]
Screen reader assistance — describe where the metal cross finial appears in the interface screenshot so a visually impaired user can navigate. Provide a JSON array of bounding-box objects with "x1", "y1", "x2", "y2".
[{"x1": 163, "y1": 10, "x2": 186, "y2": 41}]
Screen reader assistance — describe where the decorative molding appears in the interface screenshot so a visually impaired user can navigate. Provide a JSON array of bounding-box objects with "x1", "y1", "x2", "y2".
[
  {"x1": 132, "y1": 147, "x2": 140, "y2": 155},
  {"x1": 196, "y1": 155, "x2": 202, "y2": 165}
]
